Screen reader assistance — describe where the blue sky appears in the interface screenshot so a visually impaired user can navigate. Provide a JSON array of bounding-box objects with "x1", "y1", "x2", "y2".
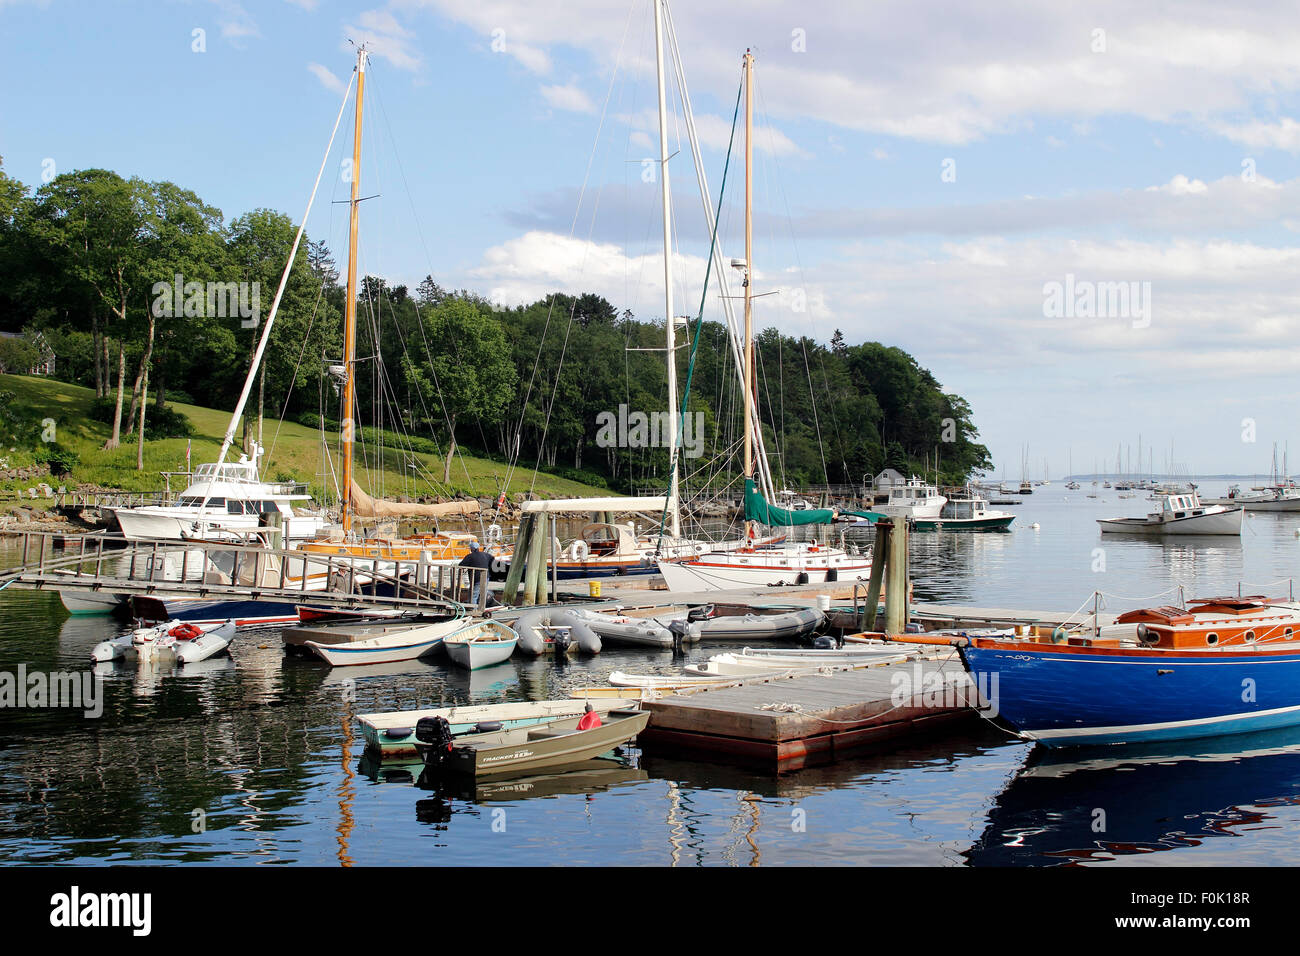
[{"x1": 5, "y1": 0, "x2": 1300, "y2": 479}]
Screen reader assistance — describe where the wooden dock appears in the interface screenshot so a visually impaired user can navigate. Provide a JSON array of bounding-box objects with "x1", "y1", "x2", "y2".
[{"x1": 638, "y1": 651, "x2": 981, "y2": 773}]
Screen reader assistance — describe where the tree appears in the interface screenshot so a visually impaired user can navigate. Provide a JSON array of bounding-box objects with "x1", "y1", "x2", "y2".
[{"x1": 407, "y1": 300, "x2": 516, "y2": 483}]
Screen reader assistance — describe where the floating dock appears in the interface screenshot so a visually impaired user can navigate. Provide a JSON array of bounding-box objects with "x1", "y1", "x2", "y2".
[{"x1": 638, "y1": 651, "x2": 981, "y2": 773}]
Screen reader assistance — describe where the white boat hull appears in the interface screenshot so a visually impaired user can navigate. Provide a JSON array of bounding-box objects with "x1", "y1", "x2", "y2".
[
  {"x1": 302, "y1": 617, "x2": 467, "y2": 667},
  {"x1": 1098, "y1": 507, "x2": 1243, "y2": 535},
  {"x1": 657, "y1": 550, "x2": 872, "y2": 592}
]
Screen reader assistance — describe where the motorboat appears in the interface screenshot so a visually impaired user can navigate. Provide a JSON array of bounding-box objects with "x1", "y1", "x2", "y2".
[
  {"x1": 1097, "y1": 490, "x2": 1242, "y2": 535},
  {"x1": 912, "y1": 492, "x2": 1014, "y2": 531},
  {"x1": 91, "y1": 619, "x2": 236, "y2": 665},
  {"x1": 413, "y1": 707, "x2": 650, "y2": 777},
  {"x1": 879, "y1": 476, "x2": 947, "y2": 519},
  {"x1": 358, "y1": 697, "x2": 644, "y2": 758},
  {"x1": 657, "y1": 541, "x2": 871, "y2": 591},
  {"x1": 106, "y1": 445, "x2": 327, "y2": 543}
]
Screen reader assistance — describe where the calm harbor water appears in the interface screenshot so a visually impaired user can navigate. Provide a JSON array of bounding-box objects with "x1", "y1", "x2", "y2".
[{"x1": 3, "y1": 479, "x2": 1300, "y2": 866}]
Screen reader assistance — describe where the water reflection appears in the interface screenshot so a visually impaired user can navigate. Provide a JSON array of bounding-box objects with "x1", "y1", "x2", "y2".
[{"x1": 967, "y1": 726, "x2": 1300, "y2": 866}]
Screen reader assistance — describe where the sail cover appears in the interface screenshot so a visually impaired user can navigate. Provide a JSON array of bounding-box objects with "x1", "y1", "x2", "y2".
[
  {"x1": 348, "y1": 479, "x2": 480, "y2": 518},
  {"x1": 743, "y1": 478, "x2": 834, "y2": 526}
]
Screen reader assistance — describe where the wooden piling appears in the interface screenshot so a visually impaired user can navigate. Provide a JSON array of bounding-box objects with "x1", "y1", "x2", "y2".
[
  {"x1": 884, "y1": 519, "x2": 909, "y2": 633},
  {"x1": 502, "y1": 513, "x2": 533, "y2": 605},
  {"x1": 861, "y1": 520, "x2": 889, "y2": 630}
]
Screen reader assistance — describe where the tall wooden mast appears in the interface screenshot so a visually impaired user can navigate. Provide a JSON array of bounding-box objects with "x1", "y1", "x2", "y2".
[
  {"x1": 341, "y1": 47, "x2": 367, "y2": 536},
  {"x1": 742, "y1": 49, "x2": 755, "y2": 537}
]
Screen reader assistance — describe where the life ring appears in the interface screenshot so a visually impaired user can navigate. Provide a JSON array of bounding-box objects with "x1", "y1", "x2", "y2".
[
  {"x1": 485, "y1": 524, "x2": 503, "y2": 545},
  {"x1": 569, "y1": 539, "x2": 589, "y2": 561},
  {"x1": 168, "y1": 623, "x2": 203, "y2": 641}
]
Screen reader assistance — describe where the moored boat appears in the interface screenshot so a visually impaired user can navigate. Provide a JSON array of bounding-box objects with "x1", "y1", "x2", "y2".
[
  {"x1": 1097, "y1": 490, "x2": 1242, "y2": 535},
  {"x1": 413, "y1": 706, "x2": 650, "y2": 777},
  {"x1": 912, "y1": 492, "x2": 1014, "y2": 531},
  {"x1": 288, "y1": 614, "x2": 467, "y2": 666},
  {"x1": 442, "y1": 619, "x2": 518, "y2": 670},
  {"x1": 955, "y1": 595, "x2": 1300, "y2": 746},
  {"x1": 359, "y1": 697, "x2": 644, "y2": 757}
]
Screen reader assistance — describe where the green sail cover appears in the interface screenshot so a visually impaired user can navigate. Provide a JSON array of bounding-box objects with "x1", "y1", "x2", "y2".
[{"x1": 744, "y1": 478, "x2": 835, "y2": 526}]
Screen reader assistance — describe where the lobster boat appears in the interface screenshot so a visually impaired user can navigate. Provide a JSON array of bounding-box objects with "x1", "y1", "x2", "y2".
[
  {"x1": 955, "y1": 595, "x2": 1300, "y2": 746},
  {"x1": 1097, "y1": 490, "x2": 1242, "y2": 535}
]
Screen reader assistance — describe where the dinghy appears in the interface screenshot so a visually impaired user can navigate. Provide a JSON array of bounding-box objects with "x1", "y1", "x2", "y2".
[
  {"x1": 563, "y1": 607, "x2": 682, "y2": 648},
  {"x1": 443, "y1": 619, "x2": 518, "y2": 670},
  {"x1": 359, "y1": 698, "x2": 643, "y2": 757},
  {"x1": 293, "y1": 615, "x2": 468, "y2": 667},
  {"x1": 606, "y1": 670, "x2": 738, "y2": 689},
  {"x1": 511, "y1": 608, "x2": 602, "y2": 656},
  {"x1": 693, "y1": 606, "x2": 825, "y2": 641},
  {"x1": 414, "y1": 706, "x2": 650, "y2": 778},
  {"x1": 92, "y1": 619, "x2": 237, "y2": 664}
]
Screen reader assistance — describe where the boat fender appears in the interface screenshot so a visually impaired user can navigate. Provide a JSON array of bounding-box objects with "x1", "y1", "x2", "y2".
[
  {"x1": 569, "y1": 539, "x2": 589, "y2": 562},
  {"x1": 796, "y1": 572, "x2": 810, "y2": 585},
  {"x1": 472, "y1": 721, "x2": 503, "y2": 733},
  {"x1": 383, "y1": 727, "x2": 413, "y2": 740},
  {"x1": 825, "y1": 567, "x2": 838, "y2": 583}
]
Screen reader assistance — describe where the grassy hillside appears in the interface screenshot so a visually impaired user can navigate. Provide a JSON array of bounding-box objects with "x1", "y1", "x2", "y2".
[{"x1": 0, "y1": 373, "x2": 611, "y2": 502}]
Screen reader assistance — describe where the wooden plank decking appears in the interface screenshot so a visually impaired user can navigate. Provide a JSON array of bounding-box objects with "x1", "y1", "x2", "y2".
[{"x1": 638, "y1": 652, "x2": 981, "y2": 773}]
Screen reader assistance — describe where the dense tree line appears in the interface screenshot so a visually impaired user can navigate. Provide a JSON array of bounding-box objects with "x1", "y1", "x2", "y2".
[{"x1": 0, "y1": 159, "x2": 991, "y2": 493}]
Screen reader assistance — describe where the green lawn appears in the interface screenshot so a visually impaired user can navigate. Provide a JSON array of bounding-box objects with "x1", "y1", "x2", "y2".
[{"x1": 0, "y1": 373, "x2": 611, "y2": 502}]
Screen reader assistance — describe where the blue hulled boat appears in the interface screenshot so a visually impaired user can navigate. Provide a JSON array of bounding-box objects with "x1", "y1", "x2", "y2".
[{"x1": 957, "y1": 596, "x2": 1300, "y2": 747}]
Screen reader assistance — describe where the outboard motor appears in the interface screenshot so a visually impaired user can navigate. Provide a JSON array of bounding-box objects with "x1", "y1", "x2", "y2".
[
  {"x1": 415, "y1": 716, "x2": 455, "y2": 769},
  {"x1": 811, "y1": 635, "x2": 837, "y2": 650},
  {"x1": 667, "y1": 618, "x2": 692, "y2": 656},
  {"x1": 687, "y1": 604, "x2": 716, "y2": 623}
]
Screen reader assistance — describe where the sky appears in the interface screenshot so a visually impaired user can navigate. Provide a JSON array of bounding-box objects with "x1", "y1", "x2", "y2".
[{"x1": 3, "y1": 0, "x2": 1300, "y2": 479}]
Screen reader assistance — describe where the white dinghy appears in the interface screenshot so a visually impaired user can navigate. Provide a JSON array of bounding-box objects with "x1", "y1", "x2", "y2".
[{"x1": 443, "y1": 619, "x2": 519, "y2": 670}]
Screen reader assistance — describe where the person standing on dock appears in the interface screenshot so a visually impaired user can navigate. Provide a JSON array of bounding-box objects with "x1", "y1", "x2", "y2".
[{"x1": 459, "y1": 540, "x2": 493, "y2": 606}]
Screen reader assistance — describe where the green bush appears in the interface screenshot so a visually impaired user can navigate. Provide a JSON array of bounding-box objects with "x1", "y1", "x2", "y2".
[
  {"x1": 89, "y1": 395, "x2": 194, "y2": 439},
  {"x1": 33, "y1": 444, "x2": 79, "y2": 476}
]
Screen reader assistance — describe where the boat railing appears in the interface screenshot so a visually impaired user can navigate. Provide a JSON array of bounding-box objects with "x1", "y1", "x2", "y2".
[{"x1": 0, "y1": 531, "x2": 490, "y2": 614}]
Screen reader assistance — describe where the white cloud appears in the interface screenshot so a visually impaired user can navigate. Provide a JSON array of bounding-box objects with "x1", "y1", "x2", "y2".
[
  {"x1": 345, "y1": 8, "x2": 422, "y2": 72},
  {"x1": 540, "y1": 82, "x2": 595, "y2": 114},
  {"x1": 409, "y1": 0, "x2": 1300, "y2": 147},
  {"x1": 307, "y1": 62, "x2": 346, "y2": 94}
]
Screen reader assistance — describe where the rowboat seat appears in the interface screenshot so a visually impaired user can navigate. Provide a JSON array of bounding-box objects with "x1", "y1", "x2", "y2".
[{"x1": 527, "y1": 728, "x2": 579, "y2": 740}]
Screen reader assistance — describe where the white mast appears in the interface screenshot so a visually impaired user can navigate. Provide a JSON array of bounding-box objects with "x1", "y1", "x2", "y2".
[{"x1": 653, "y1": 0, "x2": 681, "y2": 538}]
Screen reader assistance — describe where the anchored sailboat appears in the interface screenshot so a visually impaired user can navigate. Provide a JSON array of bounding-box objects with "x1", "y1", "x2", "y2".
[{"x1": 657, "y1": 50, "x2": 872, "y2": 592}]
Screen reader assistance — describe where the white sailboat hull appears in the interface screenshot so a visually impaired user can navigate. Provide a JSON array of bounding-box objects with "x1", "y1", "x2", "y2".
[{"x1": 657, "y1": 548, "x2": 872, "y2": 592}]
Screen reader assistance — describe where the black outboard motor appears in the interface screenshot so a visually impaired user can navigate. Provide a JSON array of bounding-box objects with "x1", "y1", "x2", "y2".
[
  {"x1": 811, "y1": 635, "x2": 837, "y2": 650},
  {"x1": 687, "y1": 604, "x2": 715, "y2": 623},
  {"x1": 667, "y1": 618, "x2": 692, "y2": 656},
  {"x1": 415, "y1": 716, "x2": 455, "y2": 769}
]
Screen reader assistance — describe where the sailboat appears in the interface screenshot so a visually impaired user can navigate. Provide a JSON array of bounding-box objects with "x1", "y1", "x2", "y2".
[
  {"x1": 286, "y1": 47, "x2": 507, "y2": 573},
  {"x1": 656, "y1": 50, "x2": 872, "y2": 592}
]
